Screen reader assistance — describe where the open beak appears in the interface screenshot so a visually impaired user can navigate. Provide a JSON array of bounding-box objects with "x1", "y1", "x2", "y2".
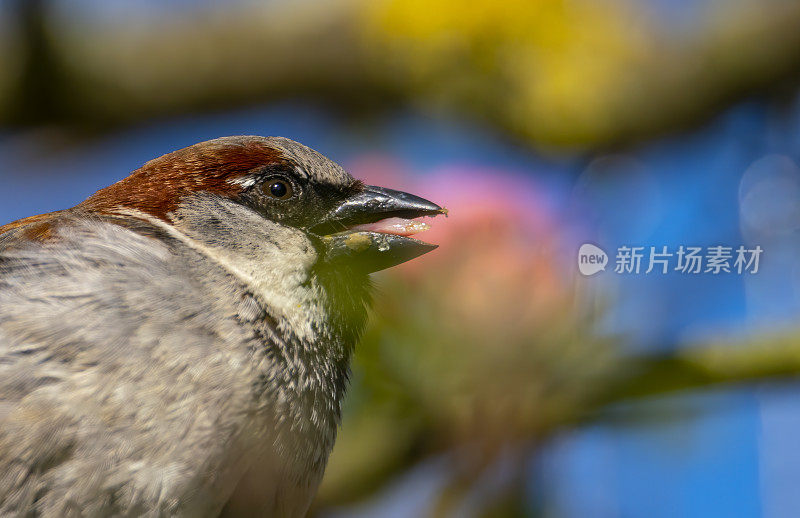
[{"x1": 312, "y1": 185, "x2": 446, "y2": 273}]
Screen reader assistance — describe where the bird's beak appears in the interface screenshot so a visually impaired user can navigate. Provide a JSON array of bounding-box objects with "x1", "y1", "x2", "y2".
[{"x1": 312, "y1": 185, "x2": 446, "y2": 273}]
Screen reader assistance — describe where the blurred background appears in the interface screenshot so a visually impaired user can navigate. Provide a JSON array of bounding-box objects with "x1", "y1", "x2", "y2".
[{"x1": 2, "y1": 0, "x2": 800, "y2": 516}]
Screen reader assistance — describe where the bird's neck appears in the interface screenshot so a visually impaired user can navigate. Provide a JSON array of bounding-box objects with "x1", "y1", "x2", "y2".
[{"x1": 126, "y1": 196, "x2": 371, "y2": 423}]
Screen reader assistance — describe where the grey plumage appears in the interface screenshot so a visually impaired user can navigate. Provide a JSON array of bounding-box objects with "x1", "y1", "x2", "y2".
[{"x1": 0, "y1": 136, "x2": 442, "y2": 517}]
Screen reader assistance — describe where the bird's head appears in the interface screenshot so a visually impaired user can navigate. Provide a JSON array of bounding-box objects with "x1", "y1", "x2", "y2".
[{"x1": 79, "y1": 136, "x2": 445, "y2": 295}]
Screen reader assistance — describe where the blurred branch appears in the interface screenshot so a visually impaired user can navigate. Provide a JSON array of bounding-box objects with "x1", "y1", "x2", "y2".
[
  {"x1": 591, "y1": 332, "x2": 800, "y2": 410},
  {"x1": 1, "y1": 0, "x2": 800, "y2": 148},
  {"x1": 365, "y1": 0, "x2": 800, "y2": 148},
  {"x1": 5, "y1": 0, "x2": 56, "y2": 125},
  {"x1": 315, "y1": 330, "x2": 800, "y2": 512},
  {"x1": 0, "y1": 0, "x2": 399, "y2": 131}
]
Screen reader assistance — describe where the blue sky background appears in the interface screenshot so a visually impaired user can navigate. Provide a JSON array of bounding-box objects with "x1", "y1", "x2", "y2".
[
  {"x1": 2, "y1": 94, "x2": 800, "y2": 517},
  {"x1": 2, "y1": 0, "x2": 800, "y2": 516}
]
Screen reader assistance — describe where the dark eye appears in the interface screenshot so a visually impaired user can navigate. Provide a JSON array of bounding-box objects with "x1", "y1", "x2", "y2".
[{"x1": 264, "y1": 179, "x2": 293, "y2": 200}]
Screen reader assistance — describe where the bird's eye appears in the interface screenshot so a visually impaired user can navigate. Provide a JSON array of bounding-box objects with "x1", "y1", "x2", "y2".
[{"x1": 264, "y1": 179, "x2": 293, "y2": 200}]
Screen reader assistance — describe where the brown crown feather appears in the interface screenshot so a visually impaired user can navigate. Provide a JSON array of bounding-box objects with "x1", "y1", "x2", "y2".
[
  {"x1": 79, "y1": 137, "x2": 285, "y2": 222},
  {"x1": 0, "y1": 212, "x2": 63, "y2": 241}
]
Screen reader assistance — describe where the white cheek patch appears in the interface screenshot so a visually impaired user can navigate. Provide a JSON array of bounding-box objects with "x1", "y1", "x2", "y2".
[{"x1": 123, "y1": 203, "x2": 326, "y2": 343}]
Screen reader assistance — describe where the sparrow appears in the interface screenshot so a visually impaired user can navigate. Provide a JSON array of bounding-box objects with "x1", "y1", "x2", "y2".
[{"x1": 0, "y1": 136, "x2": 444, "y2": 517}]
